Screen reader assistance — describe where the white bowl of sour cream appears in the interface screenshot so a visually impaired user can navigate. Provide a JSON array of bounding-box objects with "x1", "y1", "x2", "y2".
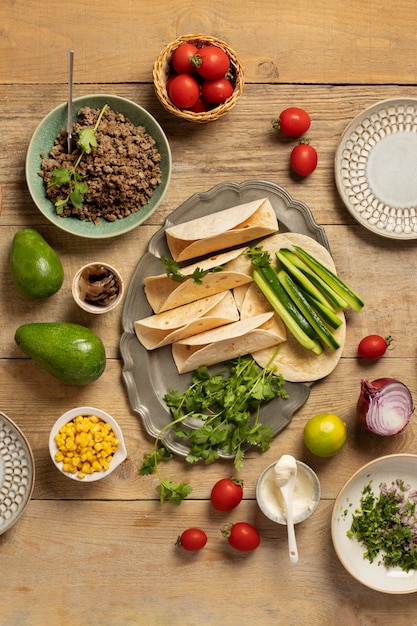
[{"x1": 256, "y1": 458, "x2": 320, "y2": 525}]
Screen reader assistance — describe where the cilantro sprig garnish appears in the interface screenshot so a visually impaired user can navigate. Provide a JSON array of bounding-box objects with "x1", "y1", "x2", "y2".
[
  {"x1": 347, "y1": 479, "x2": 417, "y2": 572},
  {"x1": 160, "y1": 255, "x2": 224, "y2": 285},
  {"x1": 140, "y1": 356, "x2": 288, "y2": 504},
  {"x1": 48, "y1": 104, "x2": 108, "y2": 213},
  {"x1": 246, "y1": 246, "x2": 272, "y2": 268}
]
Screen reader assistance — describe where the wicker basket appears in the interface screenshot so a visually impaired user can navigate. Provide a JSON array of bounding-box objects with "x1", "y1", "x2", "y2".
[{"x1": 153, "y1": 34, "x2": 245, "y2": 123}]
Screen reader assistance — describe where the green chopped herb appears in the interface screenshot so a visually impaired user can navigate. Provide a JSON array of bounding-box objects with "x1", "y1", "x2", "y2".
[
  {"x1": 347, "y1": 479, "x2": 417, "y2": 572},
  {"x1": 160, "y1": 255, "x2": 225, "y2": 285},
  {"x1": 139, "y1": 356, "x2": 288, "y2": 504}
]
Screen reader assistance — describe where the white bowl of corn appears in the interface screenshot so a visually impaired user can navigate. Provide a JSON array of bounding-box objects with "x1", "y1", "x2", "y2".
[{"x1": 49, "y1": 406, "x2": 127, "y2": 481}]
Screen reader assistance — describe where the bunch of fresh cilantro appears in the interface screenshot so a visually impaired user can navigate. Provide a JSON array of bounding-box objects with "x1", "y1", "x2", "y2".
[{"x1": 140, "y1": 355, "x2": 288, "y2": 504}]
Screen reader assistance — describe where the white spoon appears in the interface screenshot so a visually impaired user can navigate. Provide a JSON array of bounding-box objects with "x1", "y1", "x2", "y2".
[{"x1": 274, "y1": 455, "x2": 299, "y2": 565}]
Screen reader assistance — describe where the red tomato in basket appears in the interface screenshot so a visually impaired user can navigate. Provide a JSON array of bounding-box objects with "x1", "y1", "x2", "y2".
[
  {"x1": 172, "y1": 42, "x2": 198, "y2": 74},
  {"x1": 202, "y1": 77, "x2": 234, "y2": 104},
  {"x1": 168, "y1": 74, "x2": 200, "y2": 109},
  {"x1": 193, "y1": 45, "x2": 231, "y2": 80}
]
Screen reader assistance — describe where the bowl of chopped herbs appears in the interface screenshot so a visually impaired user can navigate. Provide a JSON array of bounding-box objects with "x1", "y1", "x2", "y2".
[
  {"x1": 26, "y1": 94, "x2": 172, "y2": 239},
  {"x1": 332, "y1": 454, "x2": 417, "y2": 593}
]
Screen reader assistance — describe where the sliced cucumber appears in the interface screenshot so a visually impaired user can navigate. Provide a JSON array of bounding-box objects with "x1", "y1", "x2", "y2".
[
  {"x1": 293, "y1": 246, "x2": 364, "y2": 312},
  {"x1": 278, "y1": 248, "x2": 349, "y2": 310},
  {"x1": 301, "y1": 290, "x2": 343, "y2": 329},
  {"x1": 253, "y1": 267, "x2": 323, "y2": 355},
  {"x1": 278, "y1": 271, "x2": 341, "y2": 351},
  {"x1": 276, "y1": 249, "x2": 335, "y2": 309}
]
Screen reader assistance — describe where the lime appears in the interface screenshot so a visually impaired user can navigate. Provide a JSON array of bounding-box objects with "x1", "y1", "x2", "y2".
[{"x1": 303, "y1": 413, "x2": 347, "y2": 457}]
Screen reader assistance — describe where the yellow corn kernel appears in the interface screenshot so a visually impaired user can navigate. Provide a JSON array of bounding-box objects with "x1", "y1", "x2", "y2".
[{"x1": 53, "y1": 414, "x2": 118, "y2": 478}]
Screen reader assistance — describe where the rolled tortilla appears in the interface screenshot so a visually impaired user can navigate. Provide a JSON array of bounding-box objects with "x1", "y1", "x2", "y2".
[
  {"x1": 165, "y1": 198, "x2": 279, "y2": 262},
  {"x1": 144, "y1": 247, "x2": 252, "y2": 313},
  {"x1": 172, "y1": 312, "x2": 286, "y2": 374},
  {"x1": 250, "y1": 232, "x2": 346, "y2": 382},
  {"x1": 134, "y1": 291, "x2": 239, "y2": 350}
]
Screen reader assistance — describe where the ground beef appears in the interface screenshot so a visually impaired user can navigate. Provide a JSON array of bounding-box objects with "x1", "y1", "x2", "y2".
[{"x1": 39, "y1": 106, "x2": 162, "y2": 224}]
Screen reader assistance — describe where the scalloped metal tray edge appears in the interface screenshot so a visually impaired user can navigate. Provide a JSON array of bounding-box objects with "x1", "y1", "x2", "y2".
[{"x1": 120, "y1": 180, "x2": 329, "y2": 459}]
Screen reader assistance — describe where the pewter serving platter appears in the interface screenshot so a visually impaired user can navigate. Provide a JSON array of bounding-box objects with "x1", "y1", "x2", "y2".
[
  {"x1": 0, "y1": 411, "x2": 35, "y2": 534},
  {"x1": 120, "y1": 180, "x2": 330, "y2": 459},
  {"x1": 335, "y1": 98, "x2": 417, "y2": 239}
]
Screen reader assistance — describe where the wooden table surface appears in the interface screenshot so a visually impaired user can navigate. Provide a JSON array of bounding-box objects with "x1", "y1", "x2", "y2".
[{"x1": 2, "y1": 1, "x2": 417, "y2": 624}]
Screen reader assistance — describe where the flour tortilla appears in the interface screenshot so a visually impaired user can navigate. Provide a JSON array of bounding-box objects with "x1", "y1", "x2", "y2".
[
  {"x1": 144, "y1": 247, "x2": 252, "y2": 313},
  {"x1": 165, "y1": 198, "x2": 279, "y2": 262},
  {"x1": 172, "y1": 312, "x2": 286, "y2": 374},
  {"x1": 249, "y1": 232, "x2": 346, "y2": 382},
  {"x1": 134, "y1": 291, "x2": 239, "y2": 350}
]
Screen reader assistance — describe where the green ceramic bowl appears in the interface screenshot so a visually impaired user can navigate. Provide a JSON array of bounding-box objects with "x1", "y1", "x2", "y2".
[{"x1": 25, "y1": 94, "x2": 172, "y2": 239}]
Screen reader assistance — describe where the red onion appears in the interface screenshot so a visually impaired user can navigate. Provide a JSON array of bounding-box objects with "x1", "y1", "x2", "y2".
[{"x1": 357, "y1": 378, "x2": 414, "y2": 436}]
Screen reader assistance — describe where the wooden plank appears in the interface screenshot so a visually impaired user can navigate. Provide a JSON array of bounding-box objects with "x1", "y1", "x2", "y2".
[
  {"x1": 1, "y1": 499, "x2": 417, "y2": 625},
  {"x1": 1, "y1": 1, "x2": 417, "y2": 85}
]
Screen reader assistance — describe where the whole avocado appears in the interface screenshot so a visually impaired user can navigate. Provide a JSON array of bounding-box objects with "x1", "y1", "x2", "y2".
[
  {"x1": 14, "y1": 322, "x2": 106, "y2": 385},
  {"x1": 10, "y1": 229, "x2": 64, "y2": 299}
]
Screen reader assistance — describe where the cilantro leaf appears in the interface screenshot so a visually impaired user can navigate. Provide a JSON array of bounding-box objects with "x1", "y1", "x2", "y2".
[
  {"x1": 246, "y1": 246, "x2": 271, "y2": 267},
  {"x1": 48, "y1": 103, "x2": 108, "y2": 213},
  {"x1": 139, "y1": 356, "x2": 288, "y2": 504},
  {"x1": 157, "y1": 478, "x2": 192, "y2": 505},
  {"x1": 77, "y1": 127, "x2": 98, "y2": 153}
]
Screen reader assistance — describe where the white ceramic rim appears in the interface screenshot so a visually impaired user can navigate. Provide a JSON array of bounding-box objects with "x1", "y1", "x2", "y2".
[
  {"x1": 49, "y1": 406, "x2": 127, "y2": 482},
  {"x1": 256, "y1": 459, "x2": 321, "y2": 525},
  {"x1": 72, "y1": 262, "x2": 124, "y2": 314}
]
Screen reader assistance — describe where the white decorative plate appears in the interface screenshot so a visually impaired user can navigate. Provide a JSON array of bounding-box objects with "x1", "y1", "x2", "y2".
[
  {"x1": 335, "y1": 98, "x2": 417, "y2": 239},
  {"x1": 0, "y1": 411, "x2": 35, "y2": 534},
  {"x1": 332, "y1": 454, "x2": 417, "y2": 593}
]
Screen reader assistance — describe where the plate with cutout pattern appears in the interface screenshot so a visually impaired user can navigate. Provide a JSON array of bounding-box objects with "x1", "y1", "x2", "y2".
[
  {"x1": 0, "y1": 411, "x2": 35, "y2": 534},
  {"x1": 335, "y1": 98, "x2": 417, "y2": 239}
]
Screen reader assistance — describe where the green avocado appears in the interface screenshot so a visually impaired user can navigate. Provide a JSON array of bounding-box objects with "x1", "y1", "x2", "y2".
[
  {"x1": 10, "y1": 229, "x2": 64, "y2": 299},
  {"x1": 14, "y1": 322, "x2": 106, "y2": 386}
]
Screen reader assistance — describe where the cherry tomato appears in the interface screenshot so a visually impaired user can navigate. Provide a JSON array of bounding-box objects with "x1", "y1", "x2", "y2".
[
  {"x1": 168, "y1": 74, "x2": 200, "y2": 109},
  {"x1": 166, "y1": 73, "x2": 177, "y2": 93},
  {"x1": 358, "y1": 334, "x2": 392, "y2": 360},
  {"x1": 210, "y1": 478, "x2": 243, "y2": 511},
  {"x1": 222, "y1": 522, "x2": 260, "y2": 552},
  {"x1": 190, "y1": 96, "x2": 212, "y2": 113},
  {"x1": 290, "y1": 142, "x2": 318, "y2": 176},
  {"x1": 202, "y1": 77, "x2": 234, "y2": 104},
  {"x1": 272, "y1": 107, "x2": 311, "y2": 137},
  {"x1": 177, "y1": 528, "x2": 207, "y2": 551},
  {"x1": 193, "y1": 45, "x2": 230, "y2": 80},
  {"x1": 171, "y1": 42, "x2": 198, "y2": 74}
]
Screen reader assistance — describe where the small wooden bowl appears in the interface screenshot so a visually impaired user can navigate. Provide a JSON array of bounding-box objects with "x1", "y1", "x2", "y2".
[{"x1": 153, "y1": 34, "x2": 245, "y2": 123}]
